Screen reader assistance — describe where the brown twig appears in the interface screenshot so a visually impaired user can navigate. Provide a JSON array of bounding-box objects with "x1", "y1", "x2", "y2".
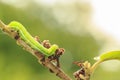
[{"x1": 0, "y1": 20, "x2": 72, "y2": 80}]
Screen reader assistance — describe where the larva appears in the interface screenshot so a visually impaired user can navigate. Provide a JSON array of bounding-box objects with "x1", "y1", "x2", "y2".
[{"x1": 8, "y1": 21, "x2": 58, "y2": 56}]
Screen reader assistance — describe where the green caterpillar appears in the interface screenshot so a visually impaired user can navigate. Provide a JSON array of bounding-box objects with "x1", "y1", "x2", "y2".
[{"x1": 8, "y1": 21, "x2": 58, "y2": 56}]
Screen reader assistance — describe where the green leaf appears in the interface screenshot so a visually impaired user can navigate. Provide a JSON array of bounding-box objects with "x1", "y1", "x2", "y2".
[
  {"x1": 91, "y1": 51, "x2": 120, "y2": 73},
  {"x1": 95, "y1": 51, "x2": 120, "y2": 62}
]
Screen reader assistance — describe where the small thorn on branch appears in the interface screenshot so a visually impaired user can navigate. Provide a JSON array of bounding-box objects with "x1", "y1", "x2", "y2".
[
  {"x1": 34, "y1": 36, "x2": 41, "y2": 43},
  {"x1": 41, "y1": 40, "x2": 51, "y2": 48}
]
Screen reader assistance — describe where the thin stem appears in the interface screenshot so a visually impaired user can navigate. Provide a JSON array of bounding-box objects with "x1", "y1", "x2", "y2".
[{"x1": 90, "y1": 60, "x2": 101, "y2": 73}]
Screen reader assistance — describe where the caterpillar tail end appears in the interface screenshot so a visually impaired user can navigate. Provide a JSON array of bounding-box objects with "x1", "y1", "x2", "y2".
[{"x1": 48, "y1": 44, "x2": 59, "y2": 56}]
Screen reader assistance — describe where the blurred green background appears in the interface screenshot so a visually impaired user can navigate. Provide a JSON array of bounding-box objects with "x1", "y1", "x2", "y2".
[{"x1": 0, "y1": 0, "x2": 120, "y2": 80}]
